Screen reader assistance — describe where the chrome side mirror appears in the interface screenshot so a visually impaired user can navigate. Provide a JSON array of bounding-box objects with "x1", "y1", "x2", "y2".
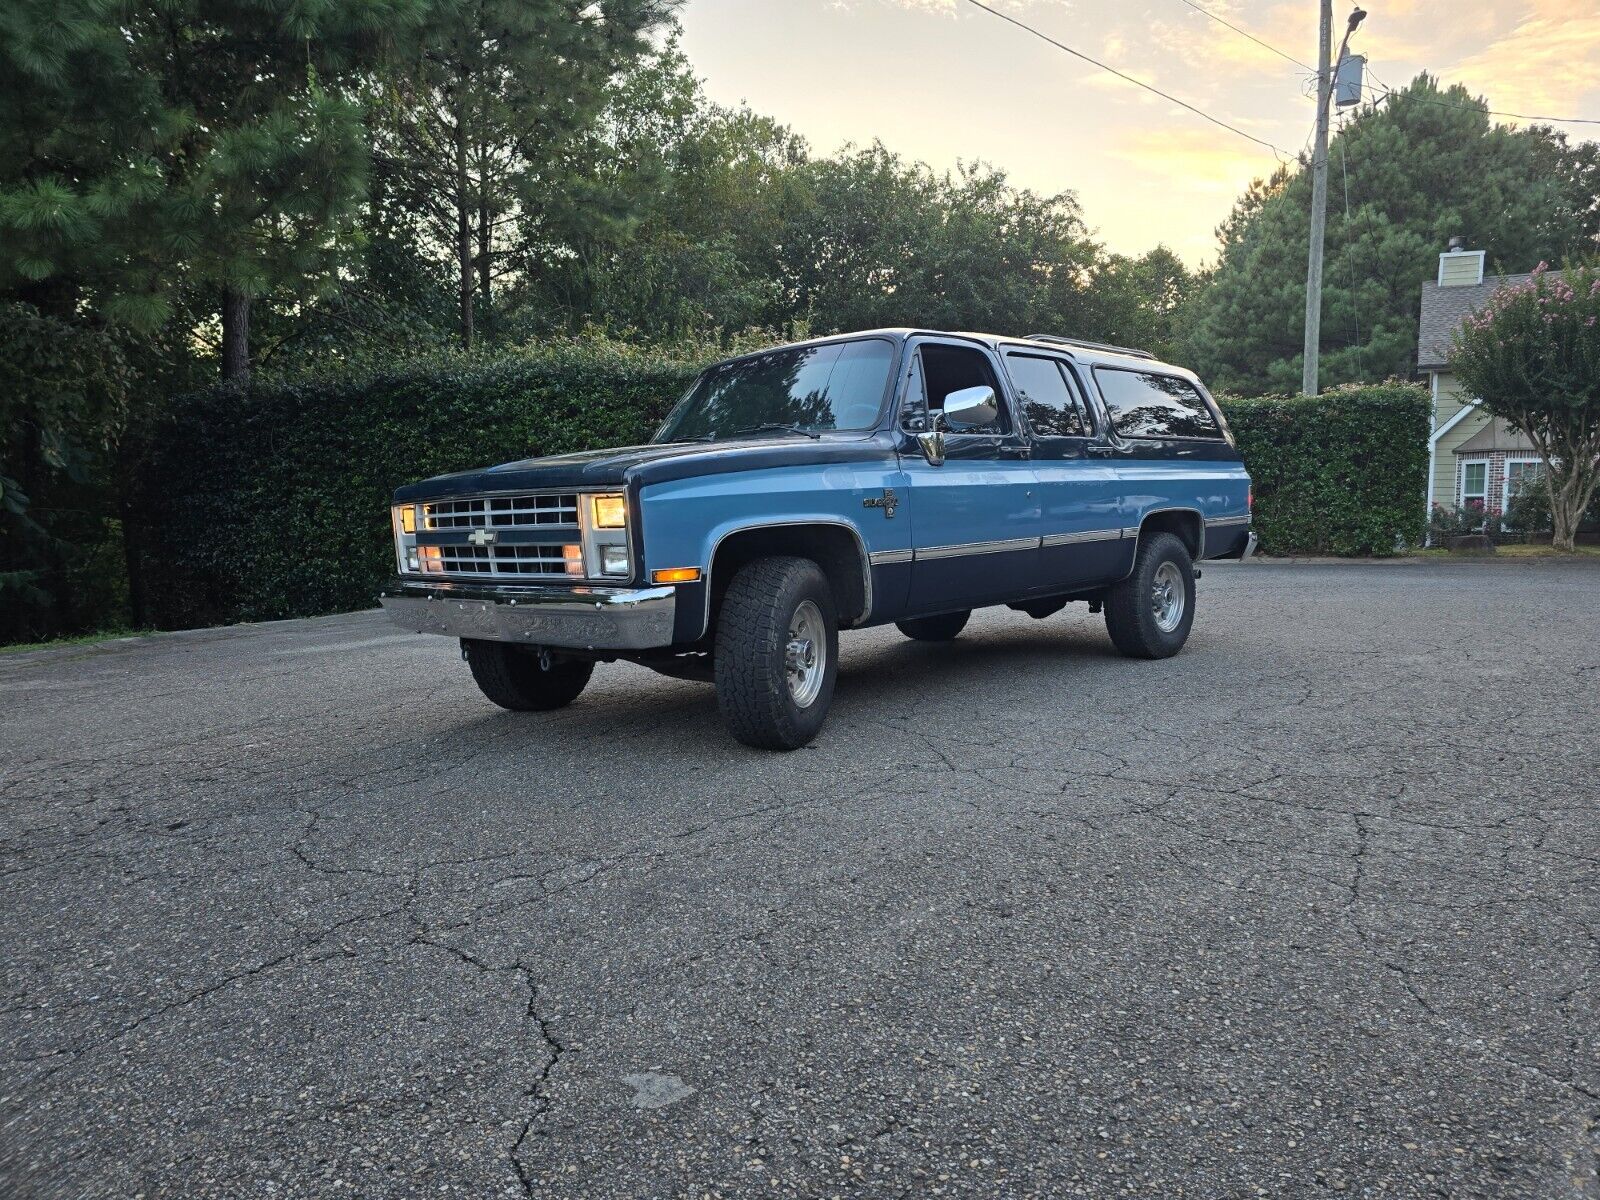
[
  {"x1": 942, "y1": 385, "x2": 998, "y2": 429},
  {"x1": 916, "y1": 429, "x2": 946, "y2": 466}
]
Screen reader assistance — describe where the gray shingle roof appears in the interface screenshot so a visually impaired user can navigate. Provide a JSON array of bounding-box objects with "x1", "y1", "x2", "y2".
[{"x1": 1417, "y1": 273, "x2": 1532, "y2": 370}]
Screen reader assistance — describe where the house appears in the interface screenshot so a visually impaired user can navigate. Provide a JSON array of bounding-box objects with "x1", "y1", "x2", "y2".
[{"x1": 1417, "y1": 242, "x2": 1545, "y2": 524}]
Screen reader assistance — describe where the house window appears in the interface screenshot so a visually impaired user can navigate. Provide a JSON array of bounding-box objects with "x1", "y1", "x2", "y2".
[
  {"x1": 1503, "y1": 457, "x2": 1545, "y2": 509},
  {"x1": 1460, "y1": 460, "x2": 1488, "y2": 514}
]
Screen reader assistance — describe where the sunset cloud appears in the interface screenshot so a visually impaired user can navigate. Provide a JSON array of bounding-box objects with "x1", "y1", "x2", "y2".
[{"x1": 681, "y1": 0, "x2": 1600, "y2": 266}]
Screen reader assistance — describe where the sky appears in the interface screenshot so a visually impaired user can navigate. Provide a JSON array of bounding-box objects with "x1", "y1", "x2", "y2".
[{"x1": 676, "y1": 0, "x2": 1600, "y2": 266}]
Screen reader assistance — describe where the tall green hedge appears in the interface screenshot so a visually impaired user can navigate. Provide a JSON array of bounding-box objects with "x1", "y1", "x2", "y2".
[
  {"x1": 128, "y1": 355, "x2": 1430, "y2": 630},
  {"x1": 127, "y1": 342, "x2": 704, "y2": 629},
  {"x1": 1218, "y1": 382, "x2": 1430, "y2": 556}
]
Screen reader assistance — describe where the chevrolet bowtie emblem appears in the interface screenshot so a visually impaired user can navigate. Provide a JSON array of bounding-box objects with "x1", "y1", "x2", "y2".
[
  {"x1": 467, "y1": 528, "x2": 497, "y2": 546},
  {"x1": 863, "y1": 488, "x2": 898, "y2": 519}
]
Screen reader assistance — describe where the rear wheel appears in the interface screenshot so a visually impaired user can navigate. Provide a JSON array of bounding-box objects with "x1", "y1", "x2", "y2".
[
  {"x1": 896, "y1": 610, "x2": 970, "y2": 642},
  {"x1": 463, "y1": 639, "x2": 594, "y2": 711},
  {"x1": 714, "y1": 556, "x2": 839, "y2": 751},
  {"x1": 1103, "y1": 532, "x2": 1195, "y2": 659}
]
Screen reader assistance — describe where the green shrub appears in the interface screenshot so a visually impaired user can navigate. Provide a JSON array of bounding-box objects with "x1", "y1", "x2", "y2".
[
  {"x1": 1218, "y1": 382, "x2": 1430, "y2": 556},
  {"x1": 130, "y1": 355, "x2": 1431, "y2": 630},
  {"x1": 127, "y1": 340, "x2": 707, "y2": 628}
]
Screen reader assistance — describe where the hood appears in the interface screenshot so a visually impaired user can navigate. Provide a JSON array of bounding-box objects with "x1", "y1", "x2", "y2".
[{"x1": 393, "y1": 433, "x2": 893, "y2": 503}]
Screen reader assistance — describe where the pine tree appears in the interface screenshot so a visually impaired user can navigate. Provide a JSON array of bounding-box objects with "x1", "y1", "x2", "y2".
[
  {"x1": 1182, "y1": 75, "x2": 1600, "y2": 395},
  {"x1": 372, "y1": 0, "x2": 673, "y2": 349},
  {"x1": 0, "y1": 0, "x2": 431, "y2": 377}
]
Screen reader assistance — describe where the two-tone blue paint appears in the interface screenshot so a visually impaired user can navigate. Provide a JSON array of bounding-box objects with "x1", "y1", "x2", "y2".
[{"x1": 391, "y1": 328, "x2": 1251, "y2": 649}]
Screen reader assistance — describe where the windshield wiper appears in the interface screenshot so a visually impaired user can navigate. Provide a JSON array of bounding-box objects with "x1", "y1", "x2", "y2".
[{"x1": 726, "y1": 423, "x2": 821, "y2": 440}]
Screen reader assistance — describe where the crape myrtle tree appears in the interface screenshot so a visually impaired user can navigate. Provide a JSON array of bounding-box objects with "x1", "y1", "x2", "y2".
[
  {"x1": 1184, "y1": 75, "x2": 1600, "y2": 394},
  {"x1": 1449, "y1": 263, "x2": 1600, "y2": 552},
  {"x1": 373, "y1": 0, "x2": 675, "y2": 350}
]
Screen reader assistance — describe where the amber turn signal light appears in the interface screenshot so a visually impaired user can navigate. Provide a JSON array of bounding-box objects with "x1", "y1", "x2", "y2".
[{"x1": 652, "y1": 567, "x2": 701, "y2": 585}]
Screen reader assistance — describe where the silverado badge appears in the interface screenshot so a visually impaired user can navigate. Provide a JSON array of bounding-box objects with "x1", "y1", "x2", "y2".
[
  {"x1": 467, "y1": 528, "x2": 497, "y2": 546},
  {"x1": 863, "y1": 488, "x2": 898, "y2": 519}
]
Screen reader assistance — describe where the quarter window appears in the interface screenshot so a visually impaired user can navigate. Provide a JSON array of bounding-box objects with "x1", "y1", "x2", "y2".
[
  {"x1": 1004, "y1": 354, "x2": 1090, "y2": 437},
  {"x1": 1094, "y1": 369, "x2": 1222, "y2": 440}
]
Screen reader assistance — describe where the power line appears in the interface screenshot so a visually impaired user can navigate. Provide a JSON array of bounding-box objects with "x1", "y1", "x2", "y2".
[
  {"x1": 1170, "y1": 0, "x2": 1313, "y2": 73},
  {"x1": 959, "y1": 0, "x2": 1291, "y2": 160},
  {"x1": 1361, "y1": 65, "x2": 1600, "y2": 126}
]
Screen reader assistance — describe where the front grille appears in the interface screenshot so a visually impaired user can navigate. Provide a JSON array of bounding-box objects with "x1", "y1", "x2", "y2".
[
  {"x1": 424, "y1": 544, "x2": 579, "y2": 578},
  {"x1": 424, "y1": 493, "x2": 578, "y2": 530}
]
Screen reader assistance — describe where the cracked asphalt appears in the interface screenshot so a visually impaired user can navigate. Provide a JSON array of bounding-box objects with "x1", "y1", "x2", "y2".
[{"x1": 3, "y1": 558, "x2": 1598, "y2": 1199}]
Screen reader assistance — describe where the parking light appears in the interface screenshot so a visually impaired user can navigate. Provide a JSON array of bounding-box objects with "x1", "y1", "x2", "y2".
[{"x1": 652, "y1": 567, "x2": 701, "y2": 584}]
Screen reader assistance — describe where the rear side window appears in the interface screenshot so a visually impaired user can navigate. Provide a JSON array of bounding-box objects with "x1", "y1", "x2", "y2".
[
  {"x1": 1004, "y1": 354, "x2": 1091, "y2": 437},
  {"x1": 1094, "y1": 369, "x2": 1222, "y2": 440}
]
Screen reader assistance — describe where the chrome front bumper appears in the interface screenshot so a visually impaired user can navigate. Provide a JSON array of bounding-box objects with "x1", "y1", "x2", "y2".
[{"x1": 380, "y1": 579, "x2": 677, "y2": 650}]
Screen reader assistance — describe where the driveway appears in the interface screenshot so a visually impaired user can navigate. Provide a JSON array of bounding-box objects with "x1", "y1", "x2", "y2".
[{"x1": 3, "y1": 559, "x2": 1597, "y2": 1199}]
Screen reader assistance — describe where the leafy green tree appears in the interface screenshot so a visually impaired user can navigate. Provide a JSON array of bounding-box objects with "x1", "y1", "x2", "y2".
[
  {"x1": 373, "y1": 0, "x2": 673, "y2": 349},
  {"x1": 1, "y1": 0, "x2": 431, "y2": 378},
  {"x1": 780, "y1": 145, "x2": 1103, "y2": 336},
  {"x1": 518, "y1": 34, "x2": 802, "y2": 340},
  {"x1": 1184, "y1": 75, "x2": 1600, "y2": 394},
  {"x1": 1448, "y1": 263, "x2": 1600, "y2": 551}
]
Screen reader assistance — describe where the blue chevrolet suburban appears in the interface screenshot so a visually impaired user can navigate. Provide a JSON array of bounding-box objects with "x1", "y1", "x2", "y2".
[{"x1": 382, "y1": 330, "x2": 1253, "y2": 749}]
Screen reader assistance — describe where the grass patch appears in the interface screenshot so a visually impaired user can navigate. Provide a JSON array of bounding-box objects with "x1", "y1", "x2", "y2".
[
  {"x1": 1415, "y1": 544, "x2": 1600, "y2": 559},
  {"x1": 0, "y1": 629, "x2": 147, "y2": 655}
]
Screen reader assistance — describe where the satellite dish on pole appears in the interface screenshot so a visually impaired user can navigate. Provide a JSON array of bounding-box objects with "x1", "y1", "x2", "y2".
[{"x1": 1335, "y1": 53, "x2": 1366, "y2": 107}]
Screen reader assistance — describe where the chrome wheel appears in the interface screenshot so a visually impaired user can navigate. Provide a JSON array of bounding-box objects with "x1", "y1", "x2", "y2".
[
  {"x1": 785, "y1": 599, "x2": 826, "y2": 708},
  {"x1": 1151, "y1": 560, "x2": 1185, "y2": 633}
]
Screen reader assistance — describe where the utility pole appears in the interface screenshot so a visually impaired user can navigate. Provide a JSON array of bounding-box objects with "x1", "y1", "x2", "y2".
[
  {"x1": 1301, "y1": 0, "x2": 1333, "y2": 397},
  {"x1": 1302, "y1": 3, "x2": 1366, "y2": 396}
]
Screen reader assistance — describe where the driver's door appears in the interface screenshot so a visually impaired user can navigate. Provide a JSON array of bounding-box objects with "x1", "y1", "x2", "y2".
[{"x1": 897, "y1": 339, "x2": 1041, "y2": 610}]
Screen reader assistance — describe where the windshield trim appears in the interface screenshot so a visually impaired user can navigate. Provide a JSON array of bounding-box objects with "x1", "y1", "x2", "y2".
[{"x1": 651, "y1": 335, "x2": 901, "y2": 445}]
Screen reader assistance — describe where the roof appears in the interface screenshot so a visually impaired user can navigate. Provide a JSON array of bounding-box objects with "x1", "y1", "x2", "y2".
[
  {"x1": 1417, "y1": 273, "x2": 1533, "y2": 371},
  {"x1": 1455, "y1": 417, "x2": 1535, "y2": 454},
  {"x1": 717, "y1": 327, "x2": 1188, "y2": 379}
]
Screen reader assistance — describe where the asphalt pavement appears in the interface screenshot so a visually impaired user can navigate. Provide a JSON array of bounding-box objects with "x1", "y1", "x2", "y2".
[{"x1": 2, "y1": 558, "x2": 1597, "y2": 1199}]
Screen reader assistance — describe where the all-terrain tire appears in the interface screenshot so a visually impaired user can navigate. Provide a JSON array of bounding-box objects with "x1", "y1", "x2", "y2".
[
  {"x1": 463, "y1": 639, "x2": 594, "y2": 711},
  {"x1": 714, "y1": 556, "x2": 839, "y2": 751},
  {"x1": 896, "y1": 610, "x2": 970, "y2": 642},
  {"x1": 1103, "y1": 531, "x2": 1196, "y2": 659}
]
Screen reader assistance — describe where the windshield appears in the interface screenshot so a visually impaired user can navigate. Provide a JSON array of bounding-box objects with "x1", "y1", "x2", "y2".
[{"x1": 654, "y1": 338, "x2": 895, "y2": 443}]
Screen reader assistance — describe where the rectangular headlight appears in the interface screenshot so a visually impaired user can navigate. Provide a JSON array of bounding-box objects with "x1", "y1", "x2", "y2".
[
  {"x1": 600, "y1": 545, "x2": 629, "y2": 576},
  {"x1": 591, "y1": 494, "x2": 627, "y2": 529},
  {"x1": 398, "y1": 504, "x2": 416, "y2": 534}
]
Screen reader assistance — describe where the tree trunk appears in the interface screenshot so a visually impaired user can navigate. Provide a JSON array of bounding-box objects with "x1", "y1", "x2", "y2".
[
  {"x1": 221, "y1": 288, "x2": 251, "y2": 381},
  {"x1": 119, "y1": 493, "x2": 147, "y2": 630},
  {"x1": 1550, "y1": 476, "x2": 1596, "y2": 553},
  {"x1": 455, "y1": 118, "x2": 474, "y2": 351},
  {"x1": 478, "y1": 190, "x2": 493, "y2": 344}
]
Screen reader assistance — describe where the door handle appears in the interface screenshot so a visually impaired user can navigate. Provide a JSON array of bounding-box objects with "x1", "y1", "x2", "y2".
[
  {"x1": 1087, "y1": 444, "x2": 1117, "y2": 457},
  {"x1": 999, "y1": 445, "x2": 1032, "y2": 459}
]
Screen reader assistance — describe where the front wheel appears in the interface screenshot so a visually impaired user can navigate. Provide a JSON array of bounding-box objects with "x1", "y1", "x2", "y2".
[
  {"x1": 463, "y1": 639, "x2": 594, "y2": 710},
  {"x1": 1103, "y1": 532, "x2": 1195, "y2": 659},
  {"x1": 714, "y1": 556, "x2": 839, "y2": 751}
]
